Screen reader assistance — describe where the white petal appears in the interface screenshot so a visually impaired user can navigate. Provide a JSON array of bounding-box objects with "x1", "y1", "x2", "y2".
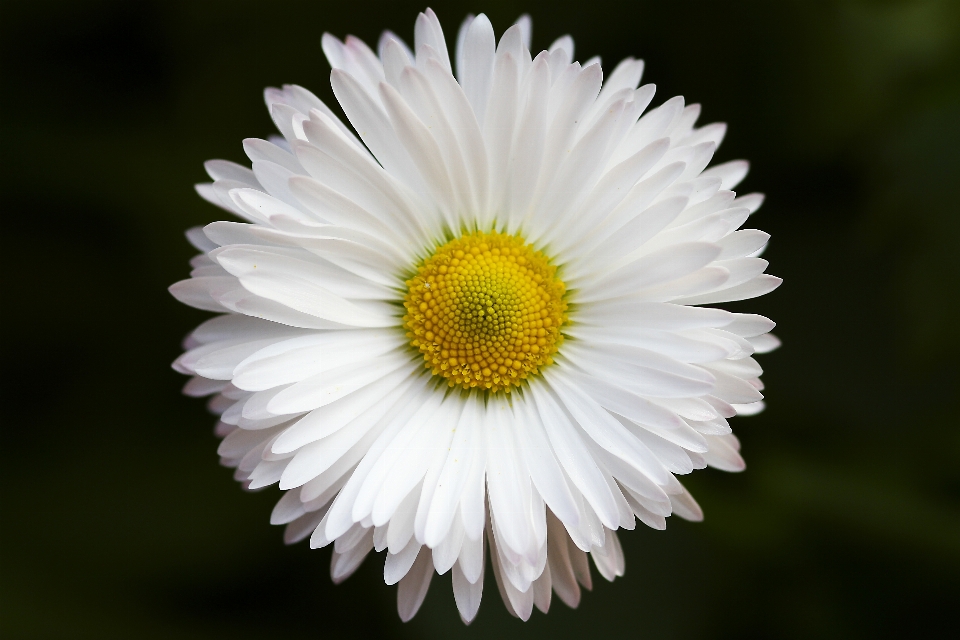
[
  {"x1": 549, "y1": 137, "x2": 670, "y2": 255},
  {"x1": 528, "y1": 99, "x2": 629, "y2": 244},
  {"x1": 546, "y1": 511, "x2": 581, "y2": 608},
  {"x1": 532, "y1": 563, "x2": 552, "y2": 613},
  {"x1": 288, "y1": 174, "x2": 411, "y2": 247},
  {"x1": 329, "y1": 69, "x2": 427, "y2": 196},
  {"x1": 512, "y1": 395, "x2": 581, "y2": 527},
  {"x1": 192, "y1": 337, "x2": 294, "y2": 380},
  {"x1": 215, "y1": 247, "x2": 397, "y2": 328},
  {"x1": 527, "y1": 64, "x2": 602, "y2": 223},
  {"x1": 293, "y1": 125, "x2": 428, "y2": 243},
  {"x1": 379, "y1": 81, "x2": 458, "y2": 227},
  {"x1": 567, "y1": 534, "x2": 593, "y2": 591},
  {"x1": 452, "y1": 557, "x2": 484, "y2": 623},
  {"x1": 169, "y1": 277, "x2": 234, "y2": 313},
  {"x1": 638, "y1": 266, "x2": 731, "y2": 303},
  {"x1": 322, "y1": 385, "x2": 430, "y2": 540},
  {"x1": 204, "y1": 159, "x2": 258, "y2": 186},
  {"x1": 397, "y1": 546, "x2": 434, "y2": 622},
  {"x1": 514, "y1": 14, "x2": 531, "y2": 50},
  {"x1": 669, "y1": 486, "x2": 704, "y2": 521},
  {"x1": 384, "y1": 539, "x2": 421, "y2": 585},
  {"x1": 432, "y1": 510, "x2": 465, "y2": 574},
  {"x1": 422, "y1": 58, "x2": 490, "y2": 215},
  {"x1": 248, "y1": 127, "x2": 296, "y2": 163},
  {"x1": 562, "y1": 342, "x2": 716, "y2": 399},
  {"x1": 424, "y1": 394, "x2": 482, "y2": 547},
  {"x1": 283, "y1": 506, "x2": 329, "y2": 544},
  {"x1": 483, "y1": 50, "x2": 520, "y2": 222},
  {"x1": 387, "y1": 482, "x2": 421, "y2": 553},
  {"x1": 350, "y1": 390, "x2": 445, "y2": 523},
  {"x1": 331, "y1": 527, "x2": 374, "y2": 583},
  {"x1": 732, "y1": 400, "x2": 766, "y2": 415},
  {"x1": 575, "y1": 196, "x2": 690, "y2": 275},
  {"x1": 278, "y1": 377, "x2": 412, "y2": 489},
  {"x1": 528, "y1": 381, "x2": 619, "y2": 529},
  {"x1": 734, "y1": 192, "x2": 765, "y2": 214},
  {"x1": 672, "y1": 274, "x2": 782, "y2": 305},
  {"x1": 414, "y1": 8, "x2": 451, "y2": 73},
  {"x1": 703, "y1": 434, "x2": 746, "y2": 471},
  {"x1": 701, "y1": 159, "x2": 749, "y2": 190},
  {"x1": 502, "y1": 53, "x2": 549, "y2": 231},
  {"x1": 271, "y1": 367, "x2": 414, "y2": 454},
  {"x1": 233, "y1": 330, "x2": 403, "y2": 391},
  {"x1": 484, "y1": 398, "x2": 536, "y2": 561},
  {"x1": 397, "y1": 65, "x2": 474, "y2": 214},
  {"x1": 457, "y1": 14, "x2": 496, "y2": 127},
  {"x1": 488, "y1": 525, "x2": 534, "y2": 621},
  {"x1": 457, "y1": 530, "x2": 485, "y2": 583},
  {"x1": 591, "y1": 529, "x2": 625, "y2": 580},
  {"x1": 453, "y1": 15, "x2": 473, "y2": 79},
  {"x1": 578, "y1": 240, "x2": 721, "y2": 302},
  {"x1": 459, "y1": 435, "x2": 488, "y2": 541},
  {"x1": 598, "y1": 58, "x2": 645, "y2": 104},
  {"x1": 186, "y1": 226, "x2": 217, "y2": 252},
  {"x1": 271, "y1": 489, "x2": 306, "y2": 525},
  {"x1": 548, "y1": 35, "x2": 574, "y2": 62},
  {"x1": 748, "y1": 333, "x2": 781, "y2": 353},
  {"x1": 572, "y1": 161, "x2": 687, "y2": 264},
  {"x1": 266, "y1": 349, "x2": 413, "y2": 415},
  {"x1": 717, "y1": 229, "x2": 770, "y2": 260},
  {"x1": 373, "y1": 397, "x2": 460, "y2": 527},
  {"x1": 548, "y1": 372, "x2": 673, "y2": 486},
  {"x1": 182, "y1": 375, "x2": 227, "y2": 397},
  {"x1": 558, "y1": 370, "x2": 687, "y2": 432}
]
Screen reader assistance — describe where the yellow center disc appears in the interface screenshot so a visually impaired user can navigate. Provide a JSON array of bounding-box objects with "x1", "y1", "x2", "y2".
[{"x1": 402, "y1": 231, "x2": 567, "y2": 393}]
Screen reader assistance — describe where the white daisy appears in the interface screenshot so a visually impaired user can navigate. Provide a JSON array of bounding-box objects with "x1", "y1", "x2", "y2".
[{"x1": 170, "y1": 8, "x2": 781, "y2": 623}]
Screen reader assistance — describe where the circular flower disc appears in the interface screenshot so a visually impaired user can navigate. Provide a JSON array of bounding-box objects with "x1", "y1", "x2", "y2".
[{"x1": 403, "y1": 231, "x2": 566, "y2": 392}]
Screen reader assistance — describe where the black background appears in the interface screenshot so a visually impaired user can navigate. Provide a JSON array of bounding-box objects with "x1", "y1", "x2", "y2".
[{"x1": 2, "y1": 0, "x2": 958, "y2": 638}]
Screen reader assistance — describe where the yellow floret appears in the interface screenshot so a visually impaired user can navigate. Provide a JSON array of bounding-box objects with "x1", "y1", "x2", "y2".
[{"x1": 402, "y1": 230, "x2": 567, "y2": 394}]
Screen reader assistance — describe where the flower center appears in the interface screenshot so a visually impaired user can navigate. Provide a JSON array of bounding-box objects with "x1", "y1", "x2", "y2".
[{"x1": 402, "y1": 231, "x2": 567, "y2": 393}]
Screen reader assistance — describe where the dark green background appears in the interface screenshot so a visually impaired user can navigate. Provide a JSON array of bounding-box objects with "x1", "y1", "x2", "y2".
[{"x1": 2, "y1": 0, "x2": 958, "y2": 638}]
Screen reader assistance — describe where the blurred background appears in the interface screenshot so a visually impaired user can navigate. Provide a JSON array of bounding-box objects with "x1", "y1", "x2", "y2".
[{"x1": 1, "y1": 0, "x2": 958, "y2": 637}]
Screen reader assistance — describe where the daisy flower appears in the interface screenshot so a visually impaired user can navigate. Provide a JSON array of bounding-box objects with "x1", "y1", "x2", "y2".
[{"x1": 170, "y1": 8, "x2": 781, "y2": 623}]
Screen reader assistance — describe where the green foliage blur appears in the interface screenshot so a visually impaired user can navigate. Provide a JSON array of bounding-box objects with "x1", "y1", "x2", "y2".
[{"x1": 1, "y1": 0, "x2": 958, "y2": 638}]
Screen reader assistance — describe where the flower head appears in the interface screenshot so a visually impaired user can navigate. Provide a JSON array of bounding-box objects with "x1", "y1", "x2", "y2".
[{"x1": 171, "y1": 8, "x2": 780, "y2": 623}]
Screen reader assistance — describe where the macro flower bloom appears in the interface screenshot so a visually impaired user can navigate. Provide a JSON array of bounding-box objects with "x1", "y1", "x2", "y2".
[{"x1": 171, "y1": 8, "x2": 780, "y2": 623}]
